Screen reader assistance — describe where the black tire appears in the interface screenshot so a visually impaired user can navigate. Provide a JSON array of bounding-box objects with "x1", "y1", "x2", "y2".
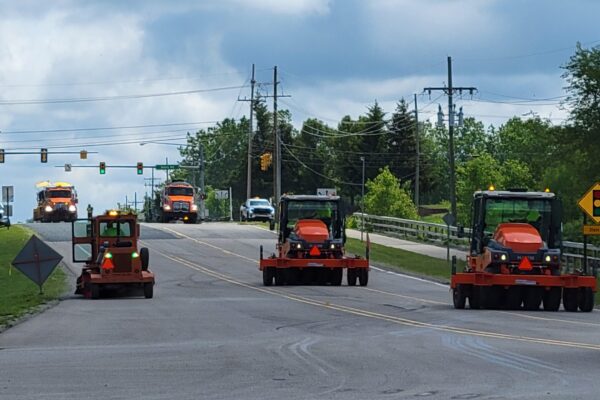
[
  {"x1": 330, "y1": 269, "x2": 343, "y2": 286},
  {"x1": 480, "y1": 286, "x2": 501, "y2": 309},
  {"x1": 347, "y1": 268, "x2": 357, "y2": 286},
  {"x1": 262, "y1": 268, "x2": 274, "y2": 286},
  {"x1": 287, "y1": 268, "x2": 300, "y2": 285},
  {"x1": 505, "y1": 286, "x2": 523, "y2": 310},
  {"x1": 140, "y1": 247, "x2": 149, "y2": 271},
  {"x1": 144, "y1": 283, "x2": 154, "y2": 299},
  {"x1": 542, "y1": 287, "x2": 561, "y2": 311},
  {"x1": 274, "y1": 269, "x2": 286, "y2": 286},
  {"x1": 563, "y1": 288, "x2": 579, "y2": 312},
  {"x1": 90, "y1": 284, "x2": 100, "y2": 300},
  {"x1": 523, "y1": 286, "x2": 543, "y2": 311},
  {"x1": 358, "y1": 269, "x2": 369, "y2": 286},
  {"x1": 316, "y1": 268, "x2": 328, "y2": 285},
  {"x1": 453, "y1": 285, "x2": 466, "y2": 309},
  {"x1": 468, "y1": 286, "x2": 481, "y2": 309},
  {"x1": 579, "y1": 287, "x2": 594, "y2": 312}
]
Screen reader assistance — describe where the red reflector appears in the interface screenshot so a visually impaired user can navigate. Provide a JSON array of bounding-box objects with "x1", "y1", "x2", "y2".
[
  {"x1": 101, "y1": 257, "x2": 115, "y2": 270},
  {"x1": 309, "y1": 245, "x2": 321, "y2": 257},
  {"x1": 518, "y1": 257, "x2": 533, "y2": 271}
]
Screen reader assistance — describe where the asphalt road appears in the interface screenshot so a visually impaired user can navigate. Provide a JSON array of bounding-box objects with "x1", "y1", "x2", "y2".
[{"x1": 2, "y1": 222, "x2": 600, "y2": 399}]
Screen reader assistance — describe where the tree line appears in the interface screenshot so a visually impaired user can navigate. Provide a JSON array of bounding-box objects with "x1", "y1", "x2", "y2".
[{"x1": 171, "y1": 44, "x2": 600, "y2": 241}]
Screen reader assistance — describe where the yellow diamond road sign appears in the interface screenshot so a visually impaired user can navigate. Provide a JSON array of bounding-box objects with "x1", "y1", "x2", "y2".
[{"x1": 578, "y1": 182, "x2": 600, "y2": 224}]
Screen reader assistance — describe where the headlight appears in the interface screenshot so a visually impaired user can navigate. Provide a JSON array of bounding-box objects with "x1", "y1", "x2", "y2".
[
  {"x1": 295, "y1": 243, "x2": 302, "y2": 250},
  {"x1": 68, "y1": 205, "x2": 77, "y2": 212},
  {"x1": 44, "y1": 205, "x2": 53, "y2": 212},
  {"x1": 270, "y1": 209, "x2": 275, "y2": 214},
  {"x1": 544, "y1": 255, "x2": 551, "y2": 263},
  {"x1": 500, "y1": 254, "x2": 507, "y2": 261},
  {"x1": 330, "y1": 244, "x2": 336, "y2": 249},
  {"x1": 163, "y1": 205, "x2": 171, "y2": 211},
  {"x1": 191, "y1": 204, "x2": 198, "y2": 211}
]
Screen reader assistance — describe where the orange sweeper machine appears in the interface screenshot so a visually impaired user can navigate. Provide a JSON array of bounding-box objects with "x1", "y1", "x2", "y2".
[
  {"x1": 451, "y1": 188, "x2": 596, "y2": 311},
  {"x1": 260, "y1": 195, "x2": 369, "y2": 286}
]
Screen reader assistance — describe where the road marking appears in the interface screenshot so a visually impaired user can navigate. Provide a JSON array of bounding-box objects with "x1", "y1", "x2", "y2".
[
  {"x1": 360, "y1": 287, "x2": 447, "y2": 305},
  {"x1": 369, "y1": 266, "x2": 448, "y2": 288},
  {"x1": 498, "y1": 311, "x2": 600, "y2": 327},
  {"x1": 150, "y1": 246, "x2": 600, "y2": 351}
]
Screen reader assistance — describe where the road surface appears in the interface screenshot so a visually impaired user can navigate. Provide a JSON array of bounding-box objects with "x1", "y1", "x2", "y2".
[{"x1": 1, "y1": 222, "x2": 599, "y2": 399}]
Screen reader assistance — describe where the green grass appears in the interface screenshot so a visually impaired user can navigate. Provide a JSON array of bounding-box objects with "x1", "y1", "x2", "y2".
[
  {"x1": 420, "y1": 213, "x2": 445, "y2": 224},
  {"x1": 0, "y1": 225, "x2": 68, "y2": 326},
  {"x1": 345, "y1": 237, "x2": 466, "y2": 282}
]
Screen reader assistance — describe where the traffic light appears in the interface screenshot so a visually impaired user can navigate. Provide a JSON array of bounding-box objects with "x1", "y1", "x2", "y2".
[
  {"x1": 40, "y1": 148, "x2": 48, "y2": 163},
  {"x1": 137, "y1": 162, "x2": 143, "y2": 175},
  {"x1": 260, "y1": 152, "x2": 272, "y2": 171},
  {"x1": 99, "y1": 162, "x2": 106, "y2": 175},
  {"x1": 594, "y1": 190, "x2": 600, "y2": 217},
  {"x1": 80, "y1": 150, "x2": 88, "y2": 160},
  {"x1": 0, "y1": 149, "x2": 4, "y2": 163}
]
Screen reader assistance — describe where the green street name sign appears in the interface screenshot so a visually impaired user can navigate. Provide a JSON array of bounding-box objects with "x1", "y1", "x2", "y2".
[{"x1": 155, "y1": 164, "x2": 180, "y2": 170}]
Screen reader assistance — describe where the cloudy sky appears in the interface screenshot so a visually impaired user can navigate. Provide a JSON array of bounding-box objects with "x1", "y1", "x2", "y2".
[{"x1": 1, "y1": 0, "x2": 599, "y2": 221}]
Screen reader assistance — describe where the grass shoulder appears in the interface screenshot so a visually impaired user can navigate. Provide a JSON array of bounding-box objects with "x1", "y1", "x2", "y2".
[
  {"x1": 345, "y1": 237, "x2": 466, "y2": 283},
  {"x1": 0, "y1": 225, "x2": 68, "y2": 327}
]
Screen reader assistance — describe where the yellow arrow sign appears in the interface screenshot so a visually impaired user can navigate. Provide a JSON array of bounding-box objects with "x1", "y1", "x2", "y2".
[{"x1": 578, "y1": 182, "x2": 600, "y2": 224}]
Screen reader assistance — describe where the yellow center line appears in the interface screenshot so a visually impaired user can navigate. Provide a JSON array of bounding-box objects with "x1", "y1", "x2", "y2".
[
  {"x1": 498, "y1": 311, "x2": 600, "y2": 327},
  {"x1": 360, "y1": 287, "x2": 447, "y2": 305}
]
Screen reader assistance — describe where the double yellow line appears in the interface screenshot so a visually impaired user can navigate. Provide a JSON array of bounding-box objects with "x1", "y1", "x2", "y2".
[{"x1": 150, "y1": 225, "x2": 600, "y2": 351}]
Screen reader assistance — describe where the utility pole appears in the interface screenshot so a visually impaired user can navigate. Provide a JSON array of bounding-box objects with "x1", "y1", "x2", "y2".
[
  {"x1": 273, "y1": 65, "x2": 280, "y2": 209},
  {"x1": 239, "y1": 64, "x2": 256, "y2": 199},
  {"x1": 424, "y1": 56, "x2": 477, "y2": 221},
  {"x1": 199, "y1": 143, "x2": 205, "y2": 221},
  {"x1": 360, "y1": 156, "x2": 365, "y2": 242},
  {"x1": 413, "y1": 93, "x2": 420, "y2": 209}
]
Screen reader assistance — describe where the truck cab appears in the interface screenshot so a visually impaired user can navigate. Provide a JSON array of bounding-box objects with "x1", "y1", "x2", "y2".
[
  {"x1": 34, "y1": 183, "x2": 78, "y2": 222},
  {"x1": 159, "y1": 181, "x2": 198, "y2": 223},
  {"x1": 73, "y1": 210, "x2": 154, "y2": 299}
]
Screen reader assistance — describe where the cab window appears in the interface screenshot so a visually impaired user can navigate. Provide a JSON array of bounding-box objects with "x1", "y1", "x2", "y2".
[{"x1": 99, "y1": 221, "x2": 133, "y2": 237}]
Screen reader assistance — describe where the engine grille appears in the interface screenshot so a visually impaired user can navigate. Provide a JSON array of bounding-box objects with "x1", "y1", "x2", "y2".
[
  {"x1": 112, "y1": 253, "x2": 133, "y2": 273},
  {"x1": 173, "y1": 201, "x2": 190, "y2": 212},
  {"x1": 252, "y1": 207, "x2": 272, "y2": 216}
]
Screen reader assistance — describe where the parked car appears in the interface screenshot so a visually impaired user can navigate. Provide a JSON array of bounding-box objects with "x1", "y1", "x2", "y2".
[{"x1": 240, "y1": 198, "x2": 275, "y2": 222}]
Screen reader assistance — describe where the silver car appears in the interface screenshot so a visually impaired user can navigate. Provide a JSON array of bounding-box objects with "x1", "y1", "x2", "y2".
[{"x1": 240, "y1": 198, "x2": 275, "y2": 222}]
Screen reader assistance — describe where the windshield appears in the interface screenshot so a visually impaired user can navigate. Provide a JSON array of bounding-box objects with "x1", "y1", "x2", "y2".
[
  {"x1": 48, "y1": 190, "x2": 71, "y2": 198},
  {"x1": 168, "y1": 187, "x2": 193, "y2": 196},
  {"x1": 250, "y1": 200, "x2": 270, "y2": 207},
  {"x1": 287, "y1": 201, "x2": 338, "y2": 226},
  {"x1": 99, "y1": 221, "x2": 133, "y2": 237},
  {"x1": 484, "y1": 198, "x2": 552, "y2": 241}
]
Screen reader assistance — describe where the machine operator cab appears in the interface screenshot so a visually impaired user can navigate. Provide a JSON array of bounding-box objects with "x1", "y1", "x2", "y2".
[{"x1": 470, "y1": 190, "x2": 561, "y2": 252}]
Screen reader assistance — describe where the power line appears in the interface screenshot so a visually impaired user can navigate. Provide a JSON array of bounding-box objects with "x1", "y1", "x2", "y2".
[
  {"x1": 0, "y1": 120, "x2": 220, "y2": 135},
  {"x1": 0, "y1": 85, "x2": 248, "y2": 105}
]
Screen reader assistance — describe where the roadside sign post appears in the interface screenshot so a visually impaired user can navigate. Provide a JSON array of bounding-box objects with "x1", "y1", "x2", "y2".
[
  {"x1": 443, "y1": 213, "x2": 456, "y2": 263},
  {"x1": 12, "y1": 236, "x2": 63, "y2": 294},
  {"x1": 577, "y1": 182, "x2": 600, "y2": 275}
]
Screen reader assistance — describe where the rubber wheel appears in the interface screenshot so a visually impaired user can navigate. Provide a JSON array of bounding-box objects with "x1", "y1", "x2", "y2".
[
  {"x1": 90, "y1": 284, "x2": 100, "y2": 300},
  {"x1": 358, "y1": 269, "x2": 369, "y2": 286},
  {"x1": 330, "y1": 269, "x2": 343, "y2": 286},
  {"x1": 262, "y1": 268, "x2": 274, "y2": 286},
  {"x1": 579, "y1": 287, "x2": 594, "y2": 312},
  {"x1": 480, "y1": 286, "x2": 501, "y2": 309},
  {"x1": 274, "y1": 269, "x2": 286, "y2": 286},
  {"x1": 287, "y1": 268, "x2": 300, "y2": 285},
  {"x1": 563, "y1": 288, "x2": 579, "y2": 312},
  {"x1": 468, "y1": 286, "x2": 481, "y2": 309},
  {"x1": 505, "y1": 286, "x2": 523, "y2": 310},
  {"x1": 347, "y1": 268, "x2": 357, "y2": 286},
  {"x1": 453, "y1": 285, "x2": 466, "y2": 309},
  {"x1": 140, "y1": 247, "x2": 149, "y2": 271},
  {"x1": 523, "y1": 286, "x2": 543, "y2": 311},
  {"x1": 144, "y1": 283, "x2": 154, "y2": 299},
  {"x1": 542, "y1": 287, "x2": 561, "y2": 311}
]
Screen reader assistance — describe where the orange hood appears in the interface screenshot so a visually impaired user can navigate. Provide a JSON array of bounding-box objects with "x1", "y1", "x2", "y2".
[
  {"x1": 493, "y1": 223, "x2": 542, "y2": 253},
  {"x1": 48, "y1": 198, "x2": 73, "y2": 204},
  {"x1": 294, "y1": 219, "x2": 329, "y2": 243},
  {"x1": 166, "y1": 195, "x2": 193, "y2": 203}
]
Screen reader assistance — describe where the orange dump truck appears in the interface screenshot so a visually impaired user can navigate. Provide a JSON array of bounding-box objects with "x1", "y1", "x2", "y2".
[
  {"x1": 33, "y1": 182, "x2": 78, "y2": 222},
  {"x1": 260, "y1": 195, "x2": 369, "y2": 286},
  {"x1": 158, "y1": 180, "x2": 198, "y2": 223},
  {"x1": 451, "y1": 189, "x2": 596, "y2": 312}
]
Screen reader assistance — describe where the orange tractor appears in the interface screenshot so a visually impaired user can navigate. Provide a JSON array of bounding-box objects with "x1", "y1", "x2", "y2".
[
  {"x1": 73, "y1": 210, "x2": 155, "y2": 299},
  {"x1": 260, "y1": 195, "x2": 369, "y2": 286},
  {"x1": 451, "y1": 189, "x2": 596, "y2": 311}
]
